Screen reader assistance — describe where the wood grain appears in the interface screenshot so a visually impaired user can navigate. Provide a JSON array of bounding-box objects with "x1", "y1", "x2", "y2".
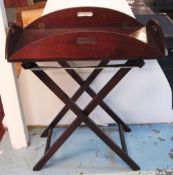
[{"x1": 6, "y1": 7, "x2": 166, "y2": 62}]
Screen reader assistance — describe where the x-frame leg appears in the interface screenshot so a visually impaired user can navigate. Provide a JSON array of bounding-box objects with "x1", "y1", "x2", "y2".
[
  {"x1": 28, "y1": 60, "x2": 143, "y2": 171},
  {"x1": 41, "y1": 60, "x2": 131, "y2": 137}
]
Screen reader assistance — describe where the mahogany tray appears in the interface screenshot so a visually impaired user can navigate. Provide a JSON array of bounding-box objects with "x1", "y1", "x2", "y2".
[{"x1": 6, "y1": 7, "x2": 167, "y2": 62}]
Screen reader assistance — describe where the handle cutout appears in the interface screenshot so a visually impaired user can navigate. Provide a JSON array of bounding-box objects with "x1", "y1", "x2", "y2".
[
  {"x1": 77, "y1": 11, "x2": 93, "y2": 17},
  {"x1": 76, "y1": 37, "x2": 97, "y2": 45}
]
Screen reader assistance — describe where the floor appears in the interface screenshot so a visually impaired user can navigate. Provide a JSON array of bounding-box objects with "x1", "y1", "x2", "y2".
[{"x1": 0, "y1": 124, "x2": 173, "y2": 175}]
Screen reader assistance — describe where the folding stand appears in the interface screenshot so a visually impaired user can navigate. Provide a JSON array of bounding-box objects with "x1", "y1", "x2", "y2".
[{"x1": 6, "y1": 7, "x2": 166, "y2": 171}]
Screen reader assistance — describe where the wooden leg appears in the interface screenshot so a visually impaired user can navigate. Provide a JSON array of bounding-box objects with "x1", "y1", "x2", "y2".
[
  {"x1": 41, "y1": 60, "x2": 132, "y2": 137},
  {"x1": 59, "y1": 61, "x2": 132, "y2": 131},
  {"x1": 34, "y1": 115, "x2": 140, "y2": 171},
  {"x1": 118, "y1": 124, "x2": 128, "y2": 154},
  {"x1": 32, "y1": 60, "x2": 141, "y2": 171},
  {"x1": 41, "y1": 60, "x2": 110, "y2": 137},
  {"x1": 44, "y1": 128, "x2": 53, "y2": 154}
]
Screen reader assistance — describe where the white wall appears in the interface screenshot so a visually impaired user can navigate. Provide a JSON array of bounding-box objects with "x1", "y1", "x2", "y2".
[
  {"x1": 0, "y1": 0, "x2": 28, "y2": 149},
  {"x1": 18, "y1": 0, "x2": 173, "y2": 126}
]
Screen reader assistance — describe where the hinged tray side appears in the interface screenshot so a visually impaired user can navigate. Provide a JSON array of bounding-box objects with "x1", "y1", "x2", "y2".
[
  {"x1": 6, "y1": 7, "x2": 166, "y2": 62},
  {"x1": 8, "y1": 31, "x2": 165, "y2": 62},
  {"x1": 146, "y1": 19, "x2": 167, "y2": 56},
  {"x1": 6, "y1": 23, "x2": 23, "y2": 61},
  {"x1": 25, "y1": 7, "x2": 143, "y2": 29}
]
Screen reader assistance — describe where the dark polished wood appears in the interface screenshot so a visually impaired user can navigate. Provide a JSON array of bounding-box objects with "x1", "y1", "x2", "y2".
[
  {"x1": 31, "y1": 61, "x2": 141, "y2": 171},
  {"x1": 6, "y1": 7, "x2": 166, "y2": 171},
  {"x1": 26, "y1": 7, "x2": 143, "y2": 29},
  {"x1": 6, "y1": 7, "x2": 165, "y2": 62},
  {"x1": 118, "y1": 124, "x2": 128, "y2": 154},
  {"x1": 44, "y1": 128, "x2": 52, "y2": 154},
  {"x1": 146, "y1": 19, "x2": 167, "y2": 55},
  {"x1": 40, "y1": 60, "x2": 132, "y2": 137}
]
